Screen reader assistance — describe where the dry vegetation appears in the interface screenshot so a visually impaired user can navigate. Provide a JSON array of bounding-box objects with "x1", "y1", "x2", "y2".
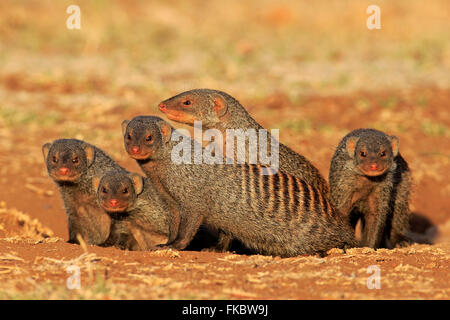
[{"x1": 0, "y1": 0, "x2": 449, "y2": 299}]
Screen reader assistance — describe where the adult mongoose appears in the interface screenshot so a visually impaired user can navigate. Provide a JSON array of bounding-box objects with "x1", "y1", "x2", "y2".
[
  {"x1": 121, "y1": 115, "x2": 357, "y2": 257},
  {"x1": 122, "y1": 116, "x2": 226, "y2": 251},
  {"x1": 42, "y1": 139, "x2": 125, "y2": 245},
  {"x1": 93, "y1": 170, "x2": 169, "y2": 250},
  {"x1": 158, "y1": 88, "x2": 329, "y2": 195},
  {"x1": 329, "y1": 128, "x2": 412, "y2": 249}
]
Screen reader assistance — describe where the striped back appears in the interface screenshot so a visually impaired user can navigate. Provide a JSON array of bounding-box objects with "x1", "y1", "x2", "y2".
[{"x1": 237, "y1": 163, "x2": 335, "y2": 221}]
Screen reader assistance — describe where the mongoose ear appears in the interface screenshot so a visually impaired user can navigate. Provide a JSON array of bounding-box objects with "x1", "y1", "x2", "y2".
[
  {"x1": 130, "y1": 173, "x2": 144, "y2": 195},
  {"x1": 121, "y1": 120, "x2": 130, "y2": 136},
  {"x1": 42, "y1": 142, "x2": 52, "y2": 162},
  {"x1": 92, "y1": 176, "x2": 101, "y2": 193},
  {"x1": 84, "y1": 145, "x2": 95, "y2": 166},
  {"x1": 213, "y1": 96, "x2": 228, "y2": 118},
  {"x1": 390, "y1": 136, "x2": 400, "y2": 157},
  {"x1": 159, "y1": 122, "x2": 172, "y2": 143},
  {"x1": 346, "y1": 137, "x2": 359, "y2": 158}
]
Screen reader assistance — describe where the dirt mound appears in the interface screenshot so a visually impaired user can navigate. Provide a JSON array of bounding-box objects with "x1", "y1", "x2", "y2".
[
  {"x1": 0, "y1": 237, "x2": 449, "y2": 299},
  {"x1": 0, "y1": 202, "x2": 54, "y2": 240}
]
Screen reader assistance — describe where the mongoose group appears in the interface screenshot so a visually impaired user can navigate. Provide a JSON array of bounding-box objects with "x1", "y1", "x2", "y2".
[{"x1": 43, "y1": 89, "x2": 413, "y2": 257}]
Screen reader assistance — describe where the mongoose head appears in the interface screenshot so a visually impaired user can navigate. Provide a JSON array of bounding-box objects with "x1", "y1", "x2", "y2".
[
  {"x1": 93, "y1": 171, "x2": 144, "y2": 213},
  {"x1": 158, "y1": 89, "x2": 229, "y2": 127},
  {"x1": 42, "y1": 139, "x2": 94, "y2": 183},
  {"x1": 345, "y1": 130, "x2": 399, "y2": 177},
  {"x1": 122, "y1": 116, "x2": 173, "y2": 161}
]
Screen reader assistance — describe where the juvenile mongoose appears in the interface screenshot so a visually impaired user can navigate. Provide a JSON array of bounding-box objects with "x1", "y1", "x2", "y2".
[
  {"x1": 93, "y1": 170, "x2": 169, "y2": 250},
  {"x1": 158, "y1": 88, "x2": 329, "y2": 195},
  {"x1": 121, "y1": 115, "x2": 358, "y2": 257},
  {"x1": 329, "y1": 128, "x2": 412, "y2": 249},
  {"x1": 42, "y1": 139, "x2": 125, "y2": 245}
]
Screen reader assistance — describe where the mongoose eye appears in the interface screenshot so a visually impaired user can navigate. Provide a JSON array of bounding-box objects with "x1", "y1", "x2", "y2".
[
  {"x1": 380, "y1": 151, "x2": 386, "y2": 157},
  {"x1": 102, "y1": 187, "x2": 107, "y2": 194},
  {"x1": 123, "y1": 188, "x2": 128, "y2": 194},
  {"x1": 72, "y1": 157, "x2": 79, "y2": 164},
  {"x1": 183, "y1": 100, "x2": 191, "y2": 106},
  {"x1": 126, "y1": 133, "x2": 131, "y2": 140},
  {"x1": 360, "y1": 151, "x2": 367, "y2": 157},
  {"x1": 145, "y1": 135, "x2": 153, "y2": 142},
  {"x1": 52, "y1": 156, "x2": 58, "y2": 163}
]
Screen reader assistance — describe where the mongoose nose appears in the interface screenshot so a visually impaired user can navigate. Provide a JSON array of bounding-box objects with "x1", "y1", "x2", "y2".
[
  {"x1": 131, "y1": 146, "x2": 140, "y2": 154},
  {"x1": 109, "y1": 199, "x2": 119, "y2": 207},
  {"x1": 370, "y1": 164, "x2": 378, "y2": 171},
  {"x1": 59, "y1": 167, "x2": 69, "y2": 175},
  {"x1": 158, "y1": 102, "x2": 167, "y2": 111}
]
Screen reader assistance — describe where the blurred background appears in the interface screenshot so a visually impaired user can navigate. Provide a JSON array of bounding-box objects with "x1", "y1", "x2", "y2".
[
  {"x1": 0, "y1": 0, "x2": 449, "y2": 238},
  {"x1": 1, "y1": 0, "x2": 448, "y2": 96}
]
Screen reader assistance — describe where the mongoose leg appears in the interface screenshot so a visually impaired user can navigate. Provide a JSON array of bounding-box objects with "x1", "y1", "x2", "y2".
[
  {"x1": 361, "y1": 214, "x2": 385, "y2": 248},
  {"x1": 67, "y1": 214, "x2": 83, "y2": 244},
  {"x1": 335, "y1": 194, "x2": 357, "y2": 223},
  {"x1": 162, "y1": 211, "x2": 204, "y2": 250},
  {"x1": 361, "y1": 194, "x2": 387, "y2": 248},
  {"x1": 389, "y1": 176, "x2": 413, "y2": 247},
  {"x1": 147, "y1": 176, "x2": 180, "y2": 245},
  {"x1": 214, "y1": 231, "x2": 233, "y2": 252},
  {"x1": 163, "y1": 201, "x2": 181, "y2": 245}
]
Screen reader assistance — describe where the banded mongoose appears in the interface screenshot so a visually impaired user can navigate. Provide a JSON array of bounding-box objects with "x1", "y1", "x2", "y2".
[
  {"x1": 329, "y1": 128, "x2": 412, "y2": 249},
  {"x1": 122, "y1": 116, "x2": 228, "y2": 251},
  {"x1": 42, "y1": 139, "x2": 126, "y2": 245},
  {"x1": 121, "y1": 115, "x2": 358, "y2": 257},
  {"x1": 93, "y1": 170, "x2": 169, "y2": 250},
  {"x1": 158, "y1": 88, "x2": 329, "y2": 195}
]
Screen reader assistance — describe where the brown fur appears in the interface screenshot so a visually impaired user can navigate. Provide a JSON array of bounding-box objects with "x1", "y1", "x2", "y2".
[
  {"x1": 93, "y1": 170, "x2": 171, "y2": 250},
  {"x1": 121, "y1": 116, "x2": 358, "y2": 257},
  {"x1": 158, "y1": 88, "x2": 329, "y2": 195},
  {"x1": 329, "y1": 128, "x2": 412, "y2": 249},
  {"x1": 42, "y1": 139, "x2": 126, "y2": 245}
]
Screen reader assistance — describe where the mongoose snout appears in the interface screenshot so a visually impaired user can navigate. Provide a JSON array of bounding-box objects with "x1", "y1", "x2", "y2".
[
  {"x1": 43, "y1": 140, "x2": 90, "y2": 182},
  {"x1": 122, "y1": 117, "x2": 168, "y2": 161},
  {"x1": 348, "y1": 132, "x2": 397, "y2": 177},
  {"x1": 94, "y1": 172, "x2": 139, "y2": 213}
]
